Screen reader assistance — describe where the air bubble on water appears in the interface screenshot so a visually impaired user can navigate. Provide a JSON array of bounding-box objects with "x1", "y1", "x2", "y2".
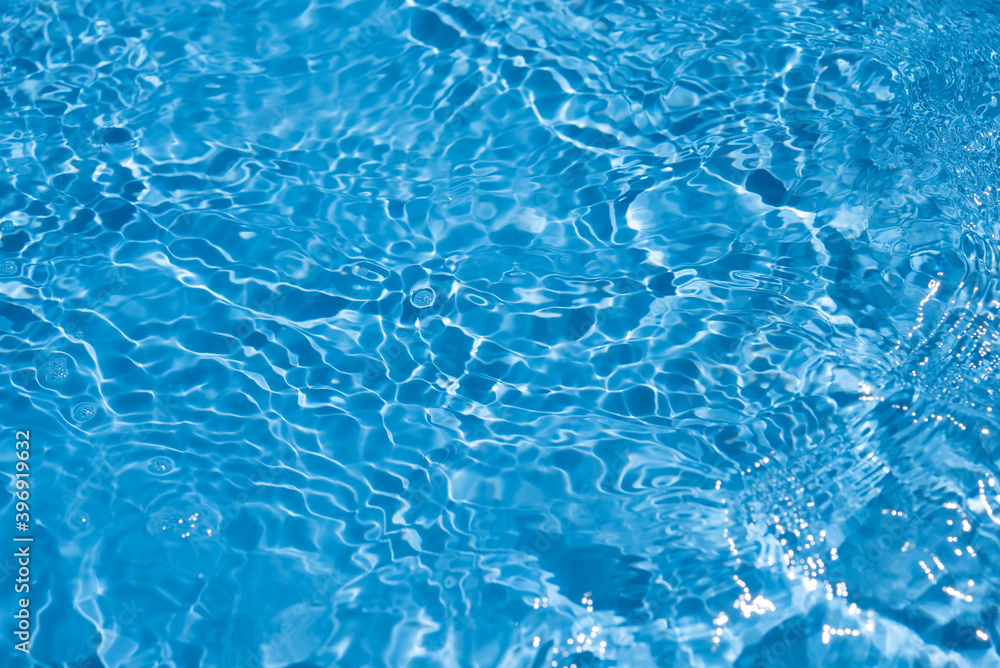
[
  {"x1": 149, "y1": 457, "x2": 174, "y2": 474},
  {"x1": 1, "y1": 221, "x2": 14, "y2": 232},
  {"x1": 474, "y1": 201, "x2": 498, "y2": 220},
  {"x1": 147, "y1": 503, "x2": 220, "y2": 542},
  {"x1": 0, "y1": 260, "x2": 17, "y2": 275},
  {"x1": 352, "y1": 263, "x2": 388, "y2": 282},
  {"x1": 72, "y1": 403, "x2": 97, "y2": 422},
  {"x1": 352, "y1": 265, "x2": 375, "y2": 280},
  {"x1": 410, "y1": 287, "x2": 435, "y2": 308},
  {"x1": 43, "y1": 357, "x2": 70, "y2": 384},
  {"x1": 466, "y1": 293, "x2": 489, "y2": 307}
]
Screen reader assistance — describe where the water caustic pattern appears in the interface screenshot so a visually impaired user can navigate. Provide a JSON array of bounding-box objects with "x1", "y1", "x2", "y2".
[{"x1": 2, "y1": 0, "x2": 1000, "y2": 665}]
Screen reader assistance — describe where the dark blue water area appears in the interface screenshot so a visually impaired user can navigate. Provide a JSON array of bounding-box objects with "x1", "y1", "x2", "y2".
[{"x1": 1, "y1": 0, "x2": 1000, "y2": 666}]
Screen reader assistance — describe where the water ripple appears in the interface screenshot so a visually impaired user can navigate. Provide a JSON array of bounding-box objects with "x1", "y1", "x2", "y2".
[{"x1": 3, "y1": 0, "x2": 1000, "y2": 665}]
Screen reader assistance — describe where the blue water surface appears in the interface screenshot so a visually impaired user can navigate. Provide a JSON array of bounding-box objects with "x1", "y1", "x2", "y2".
[{"x1": 2, "y1": 0, "x2": 1000, "y2": 666}]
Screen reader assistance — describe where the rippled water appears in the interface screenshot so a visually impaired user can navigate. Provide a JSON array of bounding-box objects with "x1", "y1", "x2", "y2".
[{"x1": 2, "y1": 0, "x2": 1000, "y2": 666}]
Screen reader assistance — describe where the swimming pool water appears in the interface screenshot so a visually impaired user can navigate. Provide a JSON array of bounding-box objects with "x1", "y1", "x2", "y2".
[{"x1": 2, "y1": 0, "x2": 1000, "y2": 666}]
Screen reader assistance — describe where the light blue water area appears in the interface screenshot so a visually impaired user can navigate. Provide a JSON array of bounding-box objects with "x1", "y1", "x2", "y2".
[{"x1": 2, "y1": 0, "x2": 1000, "y2": 666}]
